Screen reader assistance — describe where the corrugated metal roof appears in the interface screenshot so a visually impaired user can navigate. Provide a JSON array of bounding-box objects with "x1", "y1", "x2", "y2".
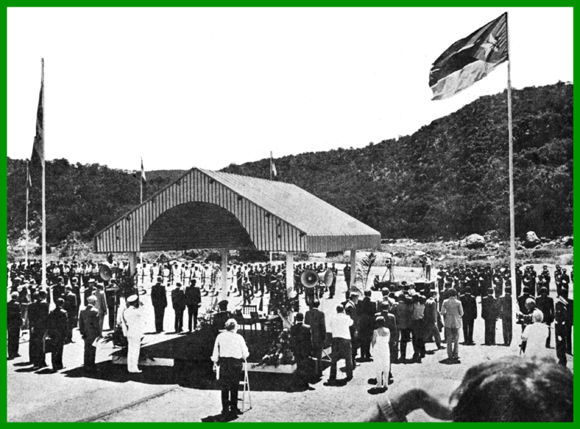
[{"x1": 94, "y1": 168, "x2": 381, "y2": 253}]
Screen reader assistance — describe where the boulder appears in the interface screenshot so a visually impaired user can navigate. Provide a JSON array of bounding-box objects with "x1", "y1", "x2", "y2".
[
  {"x1": 523, "y1": 231, "x2": 541, "y2": 248},
  {"x1": 561, "y1": 236, "x2": 573, "y2": 246},
  {"x1": 558, "y1": 253, "x2": 573, "y2": 265},
  {"x1": 465, "y1": 234, "x2": 485, "y2": 249}
]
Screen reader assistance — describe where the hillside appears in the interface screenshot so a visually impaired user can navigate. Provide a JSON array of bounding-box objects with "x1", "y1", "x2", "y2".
[{"x1": 7, "y1": 82, "x2": 572, "y2": 246}]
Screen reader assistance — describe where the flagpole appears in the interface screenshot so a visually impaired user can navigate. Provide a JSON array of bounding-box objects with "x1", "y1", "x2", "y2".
[
  {"x1": 139, "y1": 157, "x2": 144, "y2": 273},
  {"x1": 41, "y1": 59, "x2": 47, "y2": 290},
  {"x1": 25, "y1": 160, "x2": 30, "y2": 265},
  {"x1": 506, "y1": 14, "x2": 518, "y2": 346},
  {"x1": 269, "y1": 151, "x2": 273, "y2": 264}
]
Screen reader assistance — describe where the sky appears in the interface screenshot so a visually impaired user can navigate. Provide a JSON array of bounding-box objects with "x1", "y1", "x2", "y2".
[{"x1": 7, "y1": 7, "x2": 573, "y2": 172}]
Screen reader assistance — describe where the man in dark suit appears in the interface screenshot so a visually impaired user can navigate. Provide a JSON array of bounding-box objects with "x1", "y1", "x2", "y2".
[
  {"x1": 358, "y1": 290, "x2": 377, "y2": 361},
  {"x1": 290, "y1": 312, "x2": 312, "y2": 389},
  {"x1": 555, "y1": 288, "x2": 570, "y2": 366},
  {"x1": 79, "y1": 295, "x2": 100, "y2": 371},
  {"x1": 28, "y1": 291, "x2": 49, "y2": 369},
  {"x1": 151, "y1": 276, "x2": 167, "y2": 333},
  {"x1": 51, "y1": 276, "x2": 66, "y2": 302},
  {"x1": 63, "y1": 286, "x2": 78, "y2": 344},
  {"x1": 46, "y1": 298, "x2": 69, "y2": 371},
  {"x1": 481, "y1": 288, "x2": 498, "y2": 345},
  {"x1": 305, "y1": 300, "x2": 326, "y2": 377},
  {"x1": 344, "y1": 263, "x2": 351, "y2": 288},
  {"x1": 460, "y1": 287, "x2": 477, "y2": 345},
  {"x1": 536, "y1": 286, "x2": 554, "y2": 348},
  {"x1": 344, "y1": 292, "x2": 360, "y2": 366},
  {"x1": 498, "y1": 287, "x2": 513, "y2": 346},
  {"x1": 7, "y1": 292, "x2": 22, "y2": 359},
  {"x1": 185, "y1": 279, "x2": 202, "y2": 332},
  {"x1": 171, "y1": 282, "x2": 186, "y2": 333}
]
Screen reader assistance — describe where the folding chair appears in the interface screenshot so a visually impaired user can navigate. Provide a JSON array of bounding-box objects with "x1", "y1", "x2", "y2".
[{"x1": 239, "y1": 360, "x2": 252, "y2": 412}]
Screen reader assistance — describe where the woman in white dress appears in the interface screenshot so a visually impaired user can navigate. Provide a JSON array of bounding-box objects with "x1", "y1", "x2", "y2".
[
  {"x1": 372, "y1": 316, "x2": 391, "y2": 389},
  {"x1": 521, "y1": 308, "x2": 550, "y2": 360}
]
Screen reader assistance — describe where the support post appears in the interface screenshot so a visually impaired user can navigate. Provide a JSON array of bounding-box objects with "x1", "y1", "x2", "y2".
[
  {"x1": 350, "y1": 248, "x2": 357, "y2": 288},
  {"x1": 128, "y1": 252, "x2": 138, "y2": 277},
  {"x1": 221, "y1": 249, "x2": 229, "y2": 302},
  {"x1": 286, "y1": 252, "x2": 294, "y2": 293}
]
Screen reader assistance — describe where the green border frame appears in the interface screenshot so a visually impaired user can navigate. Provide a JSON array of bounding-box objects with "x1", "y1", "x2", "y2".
[{"x1": 1, "y1": 3, "x2": 577, "y2": 426}]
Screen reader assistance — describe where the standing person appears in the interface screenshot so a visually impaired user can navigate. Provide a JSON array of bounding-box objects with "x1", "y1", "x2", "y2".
[
  {"x1": 7, "y1": 292, "x2": 22, "y2": 360},
  {"x1": 211, "y1": 319, "x2": 249, "y2": 417},
  {"x1": 343, "y1": 263, "x2": 351, "y2": 288},
  {"x1": 289, "y1": 312, "x2": 313, "y2": 390},
  {"x1": 395, "y1": 293, "x2": 413, "y2": 362},
  {"x1": 63, "y1": 286, "x2": 78, "y2": 344},
  {"x1": 441, "y1": 288, "x2": 463, "y2": 362},
  {"x1": 28, "y1": 291, "x2": 49, "y2": 369},
  {"x1": 185, "y1": 279, "x2": 202, "y2": 332},
  {"x1": 327, "y1": 305, "x2": 354, "y2": 385},
  {"x1": 79, "y1": 295, "x2": 100, "y2": 372},
  {"x1": 371, "y1": 316, "x2": 391, "y2": 389},
  {"x1": 94, "y1": 284, "x2": 108, "y2": 336},
  {"x1": 481, "y1": 288, "x2": 498, "y2": 345},
  {"x1": 105, "y1": 280, "x2": 119, "y2": 331},
  {"x1": 151, "y1": 276, "x2": 167, "y2": 333},
  {"x1": 344, "y1": 292, "x2": 360, "y2": 366},
  {"x1": 121, "y1": 295, "x2": 144, "y2": 373},
  {"x1": 554, "y1": 288, "x2": 570, "y2": 366},
  {"x1": 499, "y1": 287, "x2": 513, "y2": 346},
  {"x1": 46, "y1": 298, "x2": 68, "y2": 372},
  {"x1": 410, "y1": 291, "x2": 426, "y2": 363},
  {"x1": 424, "y1": 254, "x2": 432, "y2": 281},
  {"x1": 536, "y1": 286, "x2": 554, "y2": 348},
  {"x1": 358, "y1": 290, "x2": 377, "y2": 362},
  {"x1": 171, "y1": 282, "x2": 186, "y2": 333},
  {"x1": 242, "y1": 277, "x2": 254, "y2": 305},
  {"x1": 305, "y1": 300, "x2": 327, "y2": 378},
  {"x1": 459, "y1": 287, "x2": 477, "y2": 345},
  {"x1": 423, "y1": 291, "x2": 443, "y2": 352}
]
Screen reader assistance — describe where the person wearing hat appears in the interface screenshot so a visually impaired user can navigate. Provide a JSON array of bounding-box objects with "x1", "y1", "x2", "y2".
[
  {"x1": 63, "y1": 286, "x2": 78, "y2": 343},
  {"x1": 7, "y1": 292, "x2": 22, "y2": 359},
  {"x1": 554, "y1": 288, "x2": 570, "y2": 366},
  {"x1": 151, "y1": 276, "x2": 168, "y2": 333},
  {"x1": 211, "y1": 319, "x2": 249, "y2": 416},
  {"x1": 46, "y1": 298, "x2": 68, "y2": 371},
  {"x1": 94, "y1": 283, "x2": 108, "y2": 336},
  {"x1": 122, "y1": 295, "x2": 144, "y2": 373},
  {"x1": 79, "y1": 295, "x2": 100, "y2": 372},
  {"x1": 82, "y1": 279, "x2": 96, "y2": 306}
]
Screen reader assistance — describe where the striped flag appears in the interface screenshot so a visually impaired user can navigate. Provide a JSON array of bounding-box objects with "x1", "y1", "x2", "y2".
[
  {"x1": 430, "y1": 13, "x2": 508, "y2": 100},
  {"x1": 31, "y1": 63, "x2": 45, "y2": 166}
]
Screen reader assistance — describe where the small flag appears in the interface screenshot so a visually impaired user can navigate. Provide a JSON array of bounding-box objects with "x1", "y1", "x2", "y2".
[
  {"x1": 141, "y1": 157, "x2": 146, "y2": 183},
  {"x1": 270, "y1": 152, "x2": 277, "y2": 178},
  {"x1": 430, "y1": 13, "x2": 508, "y2": 100},
  {"x1": 26, "y1": 160, "x2": 32, "y2": 188},
  {"x1": 31, "y1": 60, "x2": 45, "y2": 166}
]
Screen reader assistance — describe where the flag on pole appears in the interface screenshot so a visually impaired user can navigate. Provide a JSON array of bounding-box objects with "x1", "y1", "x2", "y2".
[
  {"x1": 141, "y1": 157, "x2": 146, "y2": 183},
  {"x1": 31, "y1": 68, "x2": 45, "y2": 166},
  {"x1": 270, "y1": 154, "x2": 277, "y2": 178},
  {"x1": 429, "y1": 13, "x2": 508, "y2": 100},
  {"x1": 26, "y1": 160, "x2": 32, "y2": 188}
]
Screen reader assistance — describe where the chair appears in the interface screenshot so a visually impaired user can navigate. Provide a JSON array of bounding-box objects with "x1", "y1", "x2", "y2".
[{"x1": 237, "y1": 305, "x2": 259, "y2": 334}]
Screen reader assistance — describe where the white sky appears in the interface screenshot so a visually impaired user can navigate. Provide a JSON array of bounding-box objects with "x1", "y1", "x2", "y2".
[{"x1": 7, "y1": 7, "x2": 573, "y2": 172}]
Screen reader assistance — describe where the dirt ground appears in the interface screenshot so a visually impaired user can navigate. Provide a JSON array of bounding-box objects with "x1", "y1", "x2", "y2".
[{"x1": 7, "y1": 263, "x2": 573, "y2": 422}]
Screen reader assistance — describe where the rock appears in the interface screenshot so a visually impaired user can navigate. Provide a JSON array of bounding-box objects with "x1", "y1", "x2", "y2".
[
  {"x1": 531, "y1": 248, "x2": 552, "y2": 259},
  {"x1": 484, "y1": 230, "x2": 500, "y2": 242},
  {"x1": 465, "y1": 234, "x2": 485, "y2": 249},
  {"x1": 558, "y1": 253, "x2": 573, "y2": 265},
  {"x1": 523, "y1": 231, "x2": 541, "y2": 248},
  {"x1": 561, "y1": 236, "x2": 573, "y2": 246}
]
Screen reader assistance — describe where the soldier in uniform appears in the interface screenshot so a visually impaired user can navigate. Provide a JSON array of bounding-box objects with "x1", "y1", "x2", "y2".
[
  {"x1": 554, "y1": 288, "x2": 570, "y2": 366},
  {"x1": 460, "y1": 287, "x2": 477, "y2": 345},
  {"x1": 7, "y1": 292, "x2": 22, "y2": 359},
  {"x1": 28, "y1": 291, "x2": 49, "y2": 369},
  {"x1": 63, "y1": 286, "x2": 78, "y2": 343},
  {"x1": 151, "y1": 276, "x2": 167, "y2": 333},
  {"x1": 79, "y1": 295, "x2": 100, "y2": 371}
]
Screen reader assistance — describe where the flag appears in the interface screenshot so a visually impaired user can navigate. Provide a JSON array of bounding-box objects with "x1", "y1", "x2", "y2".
[
  {"x1": 429, "y1": 13, "x2": 508, "y2": 100},
  {"x1": 141, "y1": 157, "x2": 146, "y2": 183},
  {"x1": 270, "y1": 153, "x2": 277, "y2": 178},
  {"x1": 31, "y1": 61, "x2": 45, "y2": 166},
  {"x1": 26, "y1": 160, "x2": 32, "y2": 188}
]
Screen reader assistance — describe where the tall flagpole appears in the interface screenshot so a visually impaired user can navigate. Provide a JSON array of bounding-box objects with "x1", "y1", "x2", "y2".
[
  {"x1": 269, "y1": 151, "x2": 273, "y2": 263},
  {"x1": 25, "y1": 160, "x2": 30, "y2": 265},
  {"x1": 506, "y1": 14, "x2": 517, "y2": 345},
  {"x1": 41, "y1": 59, "x2": 47, "y2": 289}
]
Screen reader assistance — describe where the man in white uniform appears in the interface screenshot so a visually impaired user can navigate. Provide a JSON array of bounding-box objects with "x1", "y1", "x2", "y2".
[{"x1": 122, "y1": 295, "x2": 144, "y2": 373}]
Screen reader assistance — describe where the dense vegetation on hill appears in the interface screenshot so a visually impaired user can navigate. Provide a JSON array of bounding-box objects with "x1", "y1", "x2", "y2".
[{"x1": 7, "y1": 83, "x2": 572, "y2": 247}]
